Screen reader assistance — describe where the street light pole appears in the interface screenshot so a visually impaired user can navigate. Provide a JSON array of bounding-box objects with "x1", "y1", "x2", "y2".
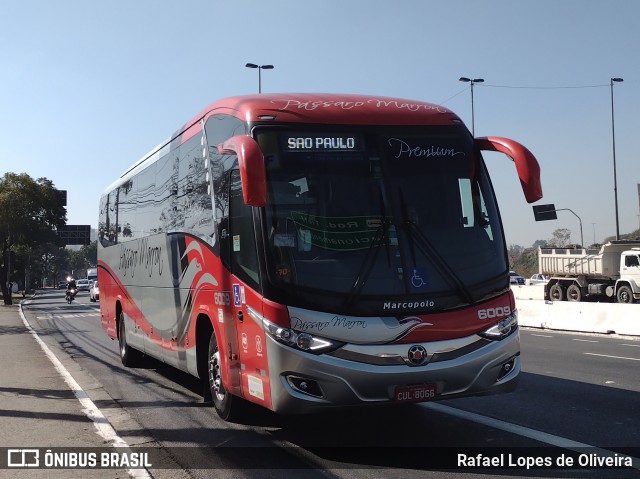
[
  {"x1": 610, "y1": 77, "x2": 623, "y2": 240},
  {"x1": 459, "y1": 77, "x2": 484, "y2": 136},
  {"x1": 554, "y1": 208, "x2": 584, "y2": 248},
  {"x1": 533, "y1": 204, "x2": 584, "y2": 248},
  {"x1": 246, "y1": 63, "x2": 274, "y2": 94}
]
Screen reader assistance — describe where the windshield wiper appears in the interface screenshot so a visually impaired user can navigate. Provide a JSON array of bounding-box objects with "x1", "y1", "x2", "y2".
[
  {"x1": 344, "y1": 188, "x2": 391, "y2": 308},
  {"x1": 398, "y1": 189, "x2": 474, "y2": 305}
]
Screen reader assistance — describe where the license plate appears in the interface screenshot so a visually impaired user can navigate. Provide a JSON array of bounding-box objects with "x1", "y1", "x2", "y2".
[{"x1": 394, "y1": 383, "x2": 437, "y2": 403}]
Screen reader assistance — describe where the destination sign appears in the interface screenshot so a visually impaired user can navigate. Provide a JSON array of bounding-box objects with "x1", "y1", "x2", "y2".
[{"x1": 284, "y1": 134, "x2": 363, "y2": 152}]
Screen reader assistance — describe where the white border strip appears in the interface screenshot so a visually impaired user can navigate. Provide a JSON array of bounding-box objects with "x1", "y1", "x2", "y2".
[
  {"x1": 19, "y1": 303, "x2": 153, "y2": 479},
  {"x1": 584, "y1": 352, "x2": 640, "y2": 361}
]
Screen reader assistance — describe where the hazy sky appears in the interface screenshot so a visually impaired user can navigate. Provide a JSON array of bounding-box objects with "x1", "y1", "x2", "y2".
[{"x1": 1, "y1": 0, "x2": 639, "y2": 247}]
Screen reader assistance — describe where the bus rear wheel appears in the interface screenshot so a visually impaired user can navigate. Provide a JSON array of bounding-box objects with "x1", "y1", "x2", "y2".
[{"x1": 208, "y1": 331, "x2": 243, "y2": 421}]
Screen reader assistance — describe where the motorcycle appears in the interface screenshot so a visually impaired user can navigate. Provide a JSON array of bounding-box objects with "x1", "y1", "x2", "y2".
[{"x1": 65, "y1": 288, "x2": 77, "y2": 304}]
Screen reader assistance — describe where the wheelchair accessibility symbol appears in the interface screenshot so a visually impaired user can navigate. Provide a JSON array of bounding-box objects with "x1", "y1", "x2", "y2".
[
  {"x1": 233, "y1": 284, "x2": 242, "y2": 306},
  {"x1": 411, "y1": 267, "x2": 427, "y2": 288}
]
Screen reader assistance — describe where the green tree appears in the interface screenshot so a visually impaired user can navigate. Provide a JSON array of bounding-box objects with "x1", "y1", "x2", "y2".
[
  {"x1": 548, "y1": 228, "x2": 572, "y2": 248},
  {"x1": 604, "y1": 228, "x2": 640, "y2": 243},
  {"x1": 508, "y1": 244, "x2": 524, "y2": 268},
  {"x1": 509, "y1": 244, "x2": 540, "y2": 279},
  {"x1": 0, "y1": 173, "x2": 66, "y2": 304},
  {"x1": 33, "y1": 245, "x2": 66, "y2": 289},
  {"x1": 66, "y1": 241, "x2": 97, "y2": 279},
  {"x1": 514, "y1": 247, "x2": 539, "y2": 278},
  {"x1": 81, "y1": 241, "x2": 97, "y2": 267}
]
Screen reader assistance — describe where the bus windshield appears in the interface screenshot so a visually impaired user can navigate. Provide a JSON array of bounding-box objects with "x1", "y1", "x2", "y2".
[{"x1": 256, "y1": 125, "x2": 507, "y2": 314}]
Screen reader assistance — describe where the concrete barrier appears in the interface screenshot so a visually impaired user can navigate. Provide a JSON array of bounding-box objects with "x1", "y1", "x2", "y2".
[
  {"x1": 512, "y1": 285, "x2": 640, "y2": 337},
  {"x1": 511, "y1": 284, "x2": 545, "y2": 301}
]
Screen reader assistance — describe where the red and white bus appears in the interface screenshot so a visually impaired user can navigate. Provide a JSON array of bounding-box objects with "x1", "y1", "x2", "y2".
[{"x1": 98, "y1": 93, "x2": 542, "y2": 420}]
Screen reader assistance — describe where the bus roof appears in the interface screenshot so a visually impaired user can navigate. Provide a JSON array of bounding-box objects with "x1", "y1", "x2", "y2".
[
  {"x1": 186, "y1": 93, "x2": 461, "y2": 130},
  {"x1": 108, "y1": 93, "x2": 464, "y2": 191}
]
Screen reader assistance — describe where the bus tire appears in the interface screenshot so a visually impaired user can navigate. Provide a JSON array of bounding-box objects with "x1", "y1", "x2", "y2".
[
  {"x1": 616, "y1": 285, "x2": 635, "y2": 304},
  {"x1": 567, "y1": 284, "x2": 582, "y2": 302},
  {"x1": 118, "y1": 312, "x2": 142, "y2": 367},
  {"x1": 208, "y1": 330, "x2": 243, "y2": 421},
  {"x1": 549, "y1": 283, "x2": 564, "y2": 301}
]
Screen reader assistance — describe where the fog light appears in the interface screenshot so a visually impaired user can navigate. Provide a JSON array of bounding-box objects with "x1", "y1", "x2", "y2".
[
  {"x1": 497, "y1": 357, "x2": 516, "y2": 381},
  {"x1": 286, "y1": 375, "x2": 324, "y2": 398}
]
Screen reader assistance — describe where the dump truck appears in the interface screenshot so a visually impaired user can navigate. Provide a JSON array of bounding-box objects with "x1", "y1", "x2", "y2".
[{"x1": 539, "y1": 240, "x2": 640, "y2": 303}]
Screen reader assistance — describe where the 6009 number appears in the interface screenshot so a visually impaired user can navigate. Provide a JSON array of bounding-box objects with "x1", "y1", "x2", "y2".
[{"x1": 477, "y1": 306, "x2": 511, "y2": 320}]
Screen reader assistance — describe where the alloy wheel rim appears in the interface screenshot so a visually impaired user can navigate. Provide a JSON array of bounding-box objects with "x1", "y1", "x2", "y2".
[{"x1": 209, "y1": 350, "x2": 225, "y2": 402}]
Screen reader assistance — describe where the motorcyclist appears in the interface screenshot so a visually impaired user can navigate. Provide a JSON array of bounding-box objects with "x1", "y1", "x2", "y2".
[{"x1": 66, "y1": 277, "x2": 77, "y2": 300}]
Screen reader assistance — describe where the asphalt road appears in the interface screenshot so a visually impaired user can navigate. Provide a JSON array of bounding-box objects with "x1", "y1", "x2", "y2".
[{"x1": 21, "y1": 290, "x2": 640, "y2": 478}]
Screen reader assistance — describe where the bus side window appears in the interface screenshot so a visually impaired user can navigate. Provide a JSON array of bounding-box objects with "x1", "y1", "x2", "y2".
[
  {"x1": 205, "y1": 114, "x2": 247, "y2": 256},
  {"x1": 228, "y1": 170, "x2": 260, "y2": 288}
]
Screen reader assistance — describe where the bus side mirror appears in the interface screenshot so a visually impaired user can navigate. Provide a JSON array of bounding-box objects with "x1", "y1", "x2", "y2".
[
  {"x1": 475, "y1": 136, "x2": 543, "y2": 204},
  {"x1": 218, "y1": 135, "x2": 267, "y2": 207}
]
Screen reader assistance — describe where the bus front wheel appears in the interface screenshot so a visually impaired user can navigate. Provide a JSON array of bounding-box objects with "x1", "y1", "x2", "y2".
[
  {"x1": 118, "y1": 312, "x2": 142, "y2": 367},
  {"x1": 208, "y1": 331, "x2": 243, "y2": 421}
]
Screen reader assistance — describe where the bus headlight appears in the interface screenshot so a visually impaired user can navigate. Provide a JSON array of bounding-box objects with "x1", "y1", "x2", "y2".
[
  {"x1": 480, "y1": 310, "x2": 518, "y2": 340},
  {"x1": 262, "y1": 318, "x2": 344, "y2": 354}
]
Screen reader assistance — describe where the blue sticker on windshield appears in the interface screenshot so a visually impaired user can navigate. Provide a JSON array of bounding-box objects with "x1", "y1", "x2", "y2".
[{"x1": 410, "y1": 267, "x2": 428, "y2": 289}]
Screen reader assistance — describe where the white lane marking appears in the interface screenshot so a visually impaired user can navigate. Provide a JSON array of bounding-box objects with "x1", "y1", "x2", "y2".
[
  {"x1": 584, "y1": 352, "x2": 640, "y2": 361},
  {"x1": 19, "y1": 304, "x2": 153, "y2": 479},
  {"x1": 37, "y1": 313, "x2": 100, "y2": 320},
  {"x1": 530, "y1": 334, "x2": 553, "y2": 338},
  {"x1": 420, "y1": 402, "x2": 640, "y2": 470},
  {"x1": 572, "y1": 339, "x2": 598, "y2": 343},
  {"x1": 621, "y1": 343, "x2": 640, "y2": 348}
]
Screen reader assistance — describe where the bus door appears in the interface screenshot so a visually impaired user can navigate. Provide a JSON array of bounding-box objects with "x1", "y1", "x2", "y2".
[{"x1": 227, "y1": 170, "x2": 271, "y2": 408}]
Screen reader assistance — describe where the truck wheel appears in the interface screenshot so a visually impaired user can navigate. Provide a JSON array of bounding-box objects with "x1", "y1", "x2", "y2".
[
  {"x1": 616, "y1": 285, "x2": 635, "y2": 304},
  {"x1": 208, "y1": 331, "x2": 244, "y2": 421},
  {"x1": 549, "y1": 284, "x2": 564, "y2": 301},
  {"x1": 567, "y1": 284, "x2": 582, "y2": 302}
]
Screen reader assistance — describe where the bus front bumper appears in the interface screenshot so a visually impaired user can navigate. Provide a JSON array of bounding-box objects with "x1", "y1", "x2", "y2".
[{"x1": 265, "y1": 328, "x2": 520, "y2": 415}]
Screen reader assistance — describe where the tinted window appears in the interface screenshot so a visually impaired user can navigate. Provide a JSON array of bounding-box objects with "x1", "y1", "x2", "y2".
[
  {"x1": 100, "y1": 126, "x2": 214, "y2": 246},
  {"x1": 257, "y1": 126, "x2": 506, "y2": 309},
  {"x1": 205, "y1": 114, "x2": 246, "y2": 255},
  {"x1": 228, "y1": 170, "x2": 260, "y2": 287}
]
